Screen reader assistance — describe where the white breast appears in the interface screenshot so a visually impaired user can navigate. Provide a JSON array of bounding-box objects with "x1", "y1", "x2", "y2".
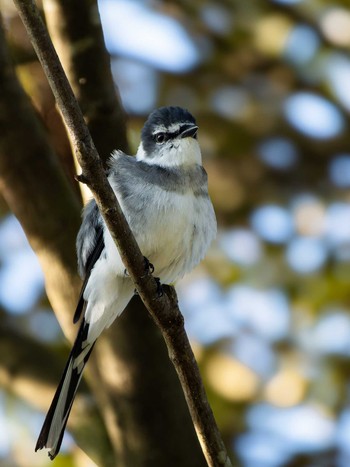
[
  {"x1": 103, "y1": 183, "x2": 216, "y2": 285},
  {"x1": 134, "y1": 189, "x2": 216, "y2": 284}
]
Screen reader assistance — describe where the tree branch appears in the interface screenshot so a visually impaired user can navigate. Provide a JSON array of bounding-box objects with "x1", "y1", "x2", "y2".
[
  {"x1": 41, "y1": 0, "x2": 129, "y2": 161},
  {"x1": 13, "y1": 1, "x2": 232, "y2": 465}
]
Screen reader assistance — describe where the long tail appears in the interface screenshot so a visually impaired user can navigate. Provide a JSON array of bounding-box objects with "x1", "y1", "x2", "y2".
[{"x1": 35, "y1": 319, "x2": 95, "y2": 460}]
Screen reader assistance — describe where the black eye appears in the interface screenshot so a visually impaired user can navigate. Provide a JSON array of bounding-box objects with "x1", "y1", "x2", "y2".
[{"x1": 155, "y1": 133, "x2": 166, "y2": 143}]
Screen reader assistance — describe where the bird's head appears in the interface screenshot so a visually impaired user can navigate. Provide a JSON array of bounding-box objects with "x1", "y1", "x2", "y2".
[{"x1": 136, "y1": 106, "x2": 201, "y2": 167}]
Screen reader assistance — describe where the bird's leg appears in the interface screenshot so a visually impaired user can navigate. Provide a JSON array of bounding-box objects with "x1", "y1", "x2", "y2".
[
  {"x1": 133, "y1": 277, "x2": 163, "y2": 297},
  {"x1": 142, "y1": 256, "x2": 154, "y2": 276},
  {"x1": 125, "y1": 257, "x2": 154, "y2": 277},
  {"x1": 132, "y1": 257, "x2": 156, "y2": 295},
  {"x1": 154, "y1": 277, "x2": 164, "y2": 298},
  {"x1": 141, "y1": 257, "x2": 162, "y2": 296},
  {"x1": 142, "y1": 257, "x2": 162, "y2": 296}
]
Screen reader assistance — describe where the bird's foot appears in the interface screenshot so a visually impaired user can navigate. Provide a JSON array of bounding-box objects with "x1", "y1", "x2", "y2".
[
  {"x1": 125, "y1": 257, "x2": 154, "y2": 278},
  {"x1": 142, "y1": 256, "x2": 154, "y2": 277},
  {"x1": 133, "y1": 277, "x2": 163, "y2": 297},
  {"x1": 154, "y1": 277, "x2": 164, "y2": 298}
]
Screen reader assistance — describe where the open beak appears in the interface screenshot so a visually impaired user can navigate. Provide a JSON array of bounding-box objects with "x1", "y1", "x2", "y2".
[{"x1": 180, "y1": 125, "x2": 198, "y2": 139}]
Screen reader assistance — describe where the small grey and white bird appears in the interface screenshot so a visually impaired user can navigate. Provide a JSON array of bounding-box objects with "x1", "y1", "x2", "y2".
[{"x1": 35, "y1": 106, "x2": 217, "y2": 459}]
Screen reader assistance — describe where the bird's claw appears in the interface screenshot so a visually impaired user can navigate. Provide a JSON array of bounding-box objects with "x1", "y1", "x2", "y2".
[
  {"x1": 134, "y1": 277, "x2": 163, "y2": 298},
  {"x1": 154, "y1": 277, "x2": 164, "y2": 298},
  {"x1": 142, "y1": 256, "x2": 154, "y2": 277},
  {"x1": 125, "y1": 257, "x2": 154, "y2": 278}
]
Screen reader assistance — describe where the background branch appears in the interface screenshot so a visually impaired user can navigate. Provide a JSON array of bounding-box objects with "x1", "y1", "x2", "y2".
[
  {"x1": 12, "y1": 1, "x2": 231, "y2": 465},
  {"x1": 0, "y1": 13, "x2": 81, "y2": 339},
  {"x1": 41, "y1": 0, "x2": 129, "y2": 161}
]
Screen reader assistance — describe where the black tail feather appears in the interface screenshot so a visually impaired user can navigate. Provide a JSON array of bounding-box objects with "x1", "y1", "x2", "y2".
[{"x1": 35, "y1": 319, "x2": 95, "y2": 459}]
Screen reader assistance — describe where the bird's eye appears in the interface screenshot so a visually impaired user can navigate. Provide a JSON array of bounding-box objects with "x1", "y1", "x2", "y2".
[{"x1": 155, "y1": 133, "x2": 166, "y2": 143}]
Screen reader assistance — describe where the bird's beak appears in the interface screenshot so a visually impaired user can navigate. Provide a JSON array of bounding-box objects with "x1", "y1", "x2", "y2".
[{"x1": 180, "y1": 125, "x2": 198, "y2": 139}]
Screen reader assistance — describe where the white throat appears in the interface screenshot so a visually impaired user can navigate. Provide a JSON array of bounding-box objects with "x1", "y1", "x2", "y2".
[{"x1": 136, "y1": 138, "x2": 202, "y2": 168}]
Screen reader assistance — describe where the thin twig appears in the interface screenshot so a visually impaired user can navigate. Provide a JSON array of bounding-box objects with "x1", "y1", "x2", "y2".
[{"x1": 12, "y1": 1, "x2": 233, "y2": 465}]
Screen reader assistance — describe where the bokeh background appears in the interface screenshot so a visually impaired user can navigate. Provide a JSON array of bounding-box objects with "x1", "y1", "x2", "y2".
[{"x1": 2, "y1": 0, "x2": 350, "y2": 465}]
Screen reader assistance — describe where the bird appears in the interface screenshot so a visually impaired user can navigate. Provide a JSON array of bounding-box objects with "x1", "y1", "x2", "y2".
[{"x1": 35, "y1": 106, "x2": 217, "y2": 459}]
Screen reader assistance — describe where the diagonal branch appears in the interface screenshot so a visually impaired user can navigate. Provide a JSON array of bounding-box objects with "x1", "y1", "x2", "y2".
[{"x1": 13, "y1": 1, "x2": 232, "y2": 466}]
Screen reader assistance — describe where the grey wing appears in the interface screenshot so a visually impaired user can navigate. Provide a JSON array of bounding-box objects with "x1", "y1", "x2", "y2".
[
  {"x1": 76, "y1": 199, "x2": 105, "y2": 278},
  {"x1": 74, "y1": 199, "x2": 105, "y2": 324}
]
